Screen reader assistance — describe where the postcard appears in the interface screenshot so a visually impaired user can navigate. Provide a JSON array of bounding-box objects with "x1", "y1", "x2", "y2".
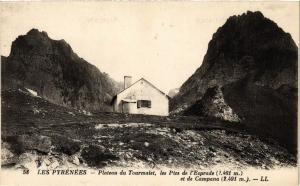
[{"x1": 0, "y1": 1, "x2": 298, "y2": 185}]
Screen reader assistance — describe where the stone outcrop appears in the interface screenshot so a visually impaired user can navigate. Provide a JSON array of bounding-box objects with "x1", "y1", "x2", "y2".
[{"x1": 184, "y1": 86, "x2": 240, "y2": 122}]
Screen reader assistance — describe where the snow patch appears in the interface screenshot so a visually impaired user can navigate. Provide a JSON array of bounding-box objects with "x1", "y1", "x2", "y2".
[
  {"x1": 25, "y1": 88, "x2": 39, "y2": 97},
  {"x1": 68, "y1": 112, "x2": 75, "y2": 116},
  {"x1": 33, "y1": 108, "x2": 41, "y2": 114},
  {"x1": 95, "y1": 123, "x2": 153, "y2": 129},
  {"x1": 79, "y1": 110, "x2": 92, "y2": 116}
]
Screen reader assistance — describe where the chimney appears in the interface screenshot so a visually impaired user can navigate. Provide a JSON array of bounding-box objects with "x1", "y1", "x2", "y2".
[{"x1": 124, "y1": 76, "x2": 132, "y2": 89}]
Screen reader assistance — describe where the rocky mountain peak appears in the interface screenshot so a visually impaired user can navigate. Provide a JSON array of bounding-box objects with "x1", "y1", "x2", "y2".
[
  {"x1": 171, "y1": 11, "x2": 297, "y2": 153},
  {"x1": 171, "y1": 11, "x2": 298, "y2": 111},
  {"x1": 2, "y1": 29, "x2": 121, "y2": 111},
  {"x1": 228, "y1": 11, "x2": 292, "y2": 43},
  {"x1": 27, "y1": 28, "x2": 49, "y2": 37},
  {"x1": 10, "y1": 28, "x2": 73, "y2": 58}
]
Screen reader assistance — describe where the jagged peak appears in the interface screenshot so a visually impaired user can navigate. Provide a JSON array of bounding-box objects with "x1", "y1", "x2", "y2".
[
  {"x1": 226, "y1": 11, "x2": 265, "y2": 22},
  {"x1": 209, "y1": 10, "x2": 296, "y2": 49},
  {"x1": 171, "y1": 10, "x2": 297, "y2": 112},
  {"x1": 244, "y1": 10, "x2": 264, "y2": 18},
  {"x1": 26, "y1": 28, "x2": 49, "y2": 38},
  {"x1": 10, "y1": 29, "x2": 78, "y2": 57},
  {"x1": 223, "y1": 10, "x2": 284, "y2": 33},
  {"x1": 27, "y1": 28, "x2": 40, "y2": 34}
]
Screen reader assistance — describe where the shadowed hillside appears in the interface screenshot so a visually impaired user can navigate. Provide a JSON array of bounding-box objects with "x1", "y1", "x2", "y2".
[
  {"x1": 1, "y1": 89, "x2": 296, "y2": 169},
  {"x1": 1, "y1": 29, "x2": 122, "y2": 112},
  {"x1": 171, "y1": 11, "x2": 297, "y2": 111},
  {"x1": 171, "y1": 11, "x2": 297, "y2": 154}
]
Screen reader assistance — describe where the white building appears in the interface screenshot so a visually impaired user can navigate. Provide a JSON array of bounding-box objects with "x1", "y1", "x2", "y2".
[{"x1": 111, "y1": 76, "x2": 169, "y2": 116}]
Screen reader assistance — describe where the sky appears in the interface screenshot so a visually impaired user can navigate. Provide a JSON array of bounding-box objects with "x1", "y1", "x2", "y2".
[{"x1": 0, "y1": 2, "x2": 299, "y2": 93}]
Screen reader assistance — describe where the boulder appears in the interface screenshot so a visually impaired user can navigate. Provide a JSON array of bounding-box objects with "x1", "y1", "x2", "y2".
[
  {"x1": 81, "y1": 145, "x2": 119, "y2": 168},
  {"x1": 5, "y1": 135, "x2": 52, "y2": 154},
  {"x1": 51, "y1": 136, "x2": 81, "y2": 156},
  {"x1": 184, "y1": 86, "x2": 240, "y2": 122},
  {"x1": 17, "y1": 152, "x2": 39, "y2": 169},
  {"x1": 1, "y1": 142, "x2": 17, "y2": 167}
]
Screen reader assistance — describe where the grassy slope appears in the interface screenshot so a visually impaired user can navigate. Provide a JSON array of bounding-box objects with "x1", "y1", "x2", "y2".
[{"x1": 1, "y1": 89, "x2": 296, "y2": 169}]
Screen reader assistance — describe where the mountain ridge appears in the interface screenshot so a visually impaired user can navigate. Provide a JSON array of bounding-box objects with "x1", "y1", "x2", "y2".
[
  {"x1": 2, "y1": 28, "x2": 122, "y2": 111},
  {"x1": 170, "y1": 11, "x2": 297, "y2": 153},
  {"x1": 171, "y1": 11, "x2": 297, "y2": 112}
]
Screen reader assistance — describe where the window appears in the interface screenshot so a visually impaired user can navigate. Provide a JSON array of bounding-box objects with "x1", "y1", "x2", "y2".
[{"x1": 137, "y1": 100, "x2": 151, "y2": 108}]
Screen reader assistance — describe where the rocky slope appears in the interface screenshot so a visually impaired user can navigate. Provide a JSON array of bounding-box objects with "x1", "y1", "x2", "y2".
[
  {"x1": 183, "y1": 75, "x2": 297, "y2": 153},
  {"x1": 1, "y1": 89, "x2": 296, "y2": 170},
  {"x1": 170, "y1": 11, "x2": 297, "y2": 153},
  {"x1": 171, "y1": 11, "x2": 297, "y2": 111},
  {"x1": 1, "y1": 29, "x2": 121, "y2": 111}
]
